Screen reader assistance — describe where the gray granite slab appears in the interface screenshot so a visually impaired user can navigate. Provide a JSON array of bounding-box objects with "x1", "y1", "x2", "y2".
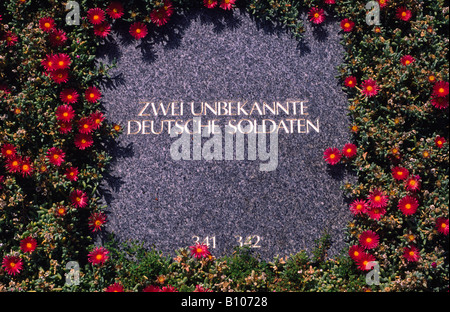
[{"x1": 97, "y1": 8, "x2": 354, "y2": 260}]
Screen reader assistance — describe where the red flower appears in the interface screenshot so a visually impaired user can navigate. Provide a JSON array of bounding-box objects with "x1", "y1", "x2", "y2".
[
  {"x1": 20, "y1": 237, "x2": 37, "y2": 253},
  {"x1": 88, "y1": 246, "x2": 109, "y2": 265},
  {"x1": 436, "y1": 218, "x2": 449, "y2": 235},
  {"x1": 74, "y1": 133, "x2": 94, "y2": 150},
  {"x1": 90, "y1": 112, "x2": 105, "y2": 130},
  {"x1": 3, "y1": 31, "x2": 18, "y2": 46},
  {"x1": 366, "y1": 206, "x2": 386, "y2": 220},
  {"x1": 6, "y1": 156, "x2": 22, "y2": 173},
  {"x1": 308, "y1": 7, "x2": 325, "y2": 25},
  {"x1": 55, "y1": 205, "x2": 67, "y2": 217},
  {"x1": 361, "y1": 79, "x2": 379, "y2": 97},
  {"x1": 359, "y1": 230, "x2": 379, "y2": 250},
  {"x1": 94, "y1": 22, "x2": 112, "y2": 38},
  {"x1": 434, "y1": 136, "x2": 446, "y2": 148},
  {"x1": 431, "y1": 95, "x2": 449, "y2": 109},
  {"x1": 391, "y1": 166, "x2": 409, "y2": 181},
  {"x1": 348, "y1": 245, "x2": 365, "y2": 261},
  {"x1": 340, "y1": 18, "x2": 355, "y2": 32},
  {"x1": 129, "y1": 22, "x2": 148, "y2": 40},
  {"x1": 143, "y1": 285, "x2": 161, "y2": 292},
  {"x1": 70, "y1": 189, "x2": 88, "y2": 208},
  {"x1": 47, "y1": 147, "x2": 65, "y2": 166},
  {"x1": 39, "y1": 17, "x2": 56, "y2": 32},
  {"x1": 58, "y1": 121, "x2": 73, "y2": 134},
  {"x1": 367, "y1": 189, "x2": 389, "y2": 209},
  {"x1": 432, "y1": 81, "x2": 449, "y2": 97},
  {"x1": 106, "y1": 283, "x2": 124, "y2": 292},
  {"x1": 400, "y1": 55, "x2": 415, "y2": 66},
  {"x1": 41, "y1": 54, "x2": 58, "y2": 71},
  {"x1": 56, "y1": 105, "x2": 75, "y2": 122},
  {"x1": 50, "y1": 69, "x2": 69, "y2": 84},
  {"x1": 349, "y1": 199, "x2": 368, "y2": 216},
  {"x1": 20, "y1": 157, "x2": 33, "y2": 177},
  {"x1": 161, "y1": 285, "x2": 178, "y2": 292},
  {"x1": 60, "y1": 89, "x2": 79, "y2": 104},
  {"x1": 88, "y1": 212, "x2": 107, "y2": 232},
  {"x1": 323, "y1": 147, "x2": 341, "y2": 165},
  {"x1": 324, "y1": 0, "x2": 336, "y2": 4},
  {"x1": 398, "y1": 195, "x2": 419, "y2": 216},
  {"x1": 342, "y1": 143, "x2": 357, "y2": 158},
  {"x1": 150, "y1": 8, "x2": 171, "y2": 26},
  {"x1": 1, "y1": 143, "x2": 17, "y2": 159},
  {"x1": 85, "y1": 86, "x2": 102, "y2": 103},
  {"x1": 403, "y1": 245, "x2": 420, "y2": 262},
  {"x1": 190, "y1": 243, "x2": 211, "y2": 259},
  {"x1": 396, "y1": 7, "x2": 412, "y2": 21},
  {"x1": 220, "y1": 0, "x2": 236, "y2": 10},
  {"x1": 106, "y1": 2, "x2": 125, "y2": 19},
  {"x1": 356, "y1": 253, "x2": 376, "y2": 271},
  {"x1": 49, "y1": 29, "x2": 68, "y2": 47},
  {"x1": 194, "y1": 285, "x2": 212, "y2": 292},
  {"x1": 87, "y1": 8, "x2": 105, "y2": 25},
  {"x1": 65, "y1": 167, "x2": 79, "y2": 181},
  {"x1": 2, "y1": 255, "x2": 23, "y2": 276},
  {"x1": 53, "y1": 53, "x2": 71, "y2": 70},
  {"x1": 377, "y1": 0, "x2": 389, "y2": 8},
  {"x1": 204, "y1": 0, "x2": 218, "y2": 9},
  {"x1": 344, "y1": 76, "x2": 357, "y2": 88},
  {"x1": 405, "y1": 175, "x2": 421, "y2": 192},
  {"x1": 78, "y1": 117, "x2": 96, "y2": 134}
]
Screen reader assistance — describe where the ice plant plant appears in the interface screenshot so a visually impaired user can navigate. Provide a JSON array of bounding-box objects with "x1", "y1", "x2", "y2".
[
  {"x1": 323, "y1": 147, "x2": 342, "y2": 165},
  {"x1": 190, "y1": 243, "x2": 211, "y2": 259}
]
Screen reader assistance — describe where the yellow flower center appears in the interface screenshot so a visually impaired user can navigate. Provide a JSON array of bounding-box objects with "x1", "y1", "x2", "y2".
[
  {"x1": 59, "y1": 61, "x2": 64, "y2": 66},
  {"x1": 344, "y1": 22, "x2": 350, "y2": 28},
  {"x1": 26, "y1": 243, "x2": 32, "y2": 249},
  {"x1": 374, "y1": 195, "x2": 381, "y2": 202},
  {"x1": 22, "y1": 164, "x2": 29, "y2": 171},
  {"x1": 409, "y1": 251, "x2": 415, "y2": 256},
  {"x1": 354, "y1": 251, "x2": 359, "y2": 257},
  {"x1": 76, "y1": 197, "x2": 81, "y2": 202},
  {"x1": 67, "y1": 94, "x2": 73, "y2": 99},
  {"x1": 136, "y1": 28, "x2": 141, "y2": 34},
  {"x1": 95, "y1": 220, "x2": 102, "y2": 226},
  {"x1": 438, "y1": 87, "x2": 445, "y2": 94},
  {"x1": 93, "y1": 15, "x2": 100, "y2": 20},
  {"x1": 401, "y1": 12, "x2": 407, "y2": 17},
  {"x1": 44, "y1": 22, "x2": 51, "y2": 28},
  {"x1": 53, "y1": 154, "x2": 59, "y2": 160},
  {"x1": 314, "y1": 13, "x2": 320, "y2": 18},
  {"x1": 81, "y1": 139, "x2": 87, "y2": 144},
  {"x1": 366, "y1": 86, "x2": 373, "y2": 92},
  {"x1": 96, "y1": 254, "x2": 103, "y2": 260},
  {"x1": 366, "y1": 237, "x2": 372, "y2": 243},
  {"x1": 10, "y1": 262, "x2": 16, "y2": 268},
  {"x1": 405, "y1": 204, "x2": 411, "y2": 209},
  {"x1": 405, "y1": 60, "x2": 410, "y2": 65}
]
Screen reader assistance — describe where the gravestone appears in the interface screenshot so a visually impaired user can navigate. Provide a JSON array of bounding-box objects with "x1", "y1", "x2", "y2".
[{"x1": 98, "y1": 8, "x2": 354, "y2": 260}]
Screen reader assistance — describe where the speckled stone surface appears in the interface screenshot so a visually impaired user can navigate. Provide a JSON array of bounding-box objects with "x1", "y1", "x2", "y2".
[{"x1": 97, "y1": 8, "x2": 355, "y2": 260}]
